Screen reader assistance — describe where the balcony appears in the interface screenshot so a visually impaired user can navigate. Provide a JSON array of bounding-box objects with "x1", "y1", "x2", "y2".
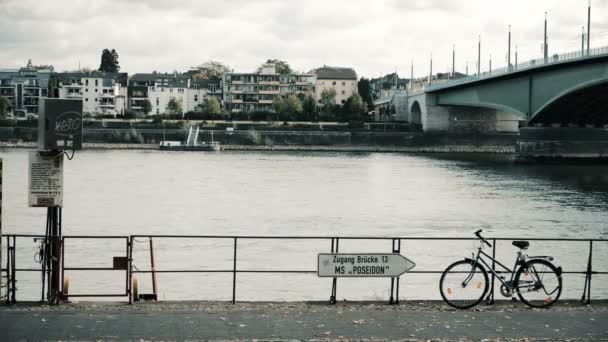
[
  {"x1": 100, "y1": 92, "x2": 115, "y2": 98},
  {"x1": 258, "y1": 81, "x2": 280, "y2": 85},
  {"x1": 258, "y1": 90, "x2": 280, "y2": 95},
  {"x1": 258, "y1": 99, "x2": 273, "y2": 104},
  {"x1": 231, "y1": 99, "x2": 243, "y2": 103},
  {"x1": 66, "y1": 92, "x2": 83, "y2": 98},
  {"x1": 100, "y1": 103, "x2": 115, "y2": 108},
  {"x1": 64, "y1": 83, "x2": 83, "y2": 88}
]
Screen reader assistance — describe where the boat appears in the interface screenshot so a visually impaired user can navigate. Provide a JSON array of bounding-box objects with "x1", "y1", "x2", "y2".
[{"x1": 159, "y1": 126, "x2": 221, "y2": 151}]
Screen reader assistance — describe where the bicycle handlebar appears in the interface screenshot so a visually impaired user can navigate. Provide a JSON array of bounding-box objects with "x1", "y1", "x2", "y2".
[{"x1": 475, "y1": 229, "x2": 492, "y2": 247}]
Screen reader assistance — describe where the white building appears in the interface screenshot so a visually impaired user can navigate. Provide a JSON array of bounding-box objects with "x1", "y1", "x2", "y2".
[
  {"x1": 55, "y1": 72, "x2": 128, "y2": 116},
  {"x1": 312, "y1": 66, "x2": 358, "y2": 106},
  {"x1": 128, "y1": 73, "x2": 222, "y2": 116},
  {"x1": 0, "y1": 68, "x2": 52, "y2": 117}
]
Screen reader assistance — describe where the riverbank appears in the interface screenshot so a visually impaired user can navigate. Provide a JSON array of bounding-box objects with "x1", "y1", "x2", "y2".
[
  {"x1": 0, "y1": 141, "x2": 516, "y2": 153},
  {"x1": 1, "y1": 301, "x2": 606, "y2": 340}
]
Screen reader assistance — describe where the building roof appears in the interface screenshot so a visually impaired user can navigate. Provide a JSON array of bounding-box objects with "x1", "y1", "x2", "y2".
[
  {"x1": 313, "y1": 66, "x2": 357, "y2": 80},
  {"x1": 130, "y1": 72, "x2": 190, "y2": 87},
  {"x1": 192, "y1": 78, "x2": 221, "y2": 87}
]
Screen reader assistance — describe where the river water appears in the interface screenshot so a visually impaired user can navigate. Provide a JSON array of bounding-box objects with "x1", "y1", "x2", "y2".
[{"x1": 1, "y1": 149, "x2": 607, "y2": 302}]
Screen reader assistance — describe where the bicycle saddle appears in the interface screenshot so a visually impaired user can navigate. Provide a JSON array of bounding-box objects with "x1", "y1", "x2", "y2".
[{"x1": 512, "y1": 240, "x2": 530, "y2": 249}]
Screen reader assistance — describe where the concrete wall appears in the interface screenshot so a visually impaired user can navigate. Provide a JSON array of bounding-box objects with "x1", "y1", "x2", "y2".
[{"x1": 517, "y1": 127, "x2": 608, "y2": 161}]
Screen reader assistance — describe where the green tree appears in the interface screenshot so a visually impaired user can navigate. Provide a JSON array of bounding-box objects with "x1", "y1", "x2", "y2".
[
  {"x1": 166, "y1": 98, "x2": 182, "y2": 116},
  {"x1": 320, "y1": 88, "x2": 336, "y2": 113},
  {"x1": 302, "y1": 94, "x2": 316, "y2": 118},
  {"x1": 191, "y1": 61, "x2": 230, "y2": 80},
  {"x1": 98, "y1": 48, "x2": 120, "y2": 72},
  {"x1": 0, "y1": 96, "x2": 11, "y2": 118},
  {"x1": 205, "y1": 97, "x2": 221, "y2": 116},
  {"x1": 284, "y1": 94, "x2": 303, "y2": 120},
  {"x1": 257, "y1": 59, "x2": 293, "y2": 74},
  {"x1": 272, "y1": 96, "x2": 286, "y2": 114},
  {"x1": 141, "y1": 99, "x2": 152, "y2": 115},
  {"x1": 357, "y1": 78, "x2": 373, "y2": 109},
  {"x1": 341, "y1": 94, "x2": 367, "y2": 121}
]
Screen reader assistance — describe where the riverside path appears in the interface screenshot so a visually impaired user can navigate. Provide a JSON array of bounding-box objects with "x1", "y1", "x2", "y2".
[{"x1": 1, "y1": 301, "x2": 607, "y2": 340}]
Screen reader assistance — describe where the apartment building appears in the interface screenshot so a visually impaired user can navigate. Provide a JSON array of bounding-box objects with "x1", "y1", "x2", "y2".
[
  {"x1": 312, "y1": 66, "x2": 357, "y2": 106},
  {"x1": 128, "y1": 73, "x2": 222, "y2": 115},
  {"x1": 0, "y1": 68, "x2": 52, "y2": 117},
  {"x1": 223, "y1": 63, "x2": 315, "y2": 113},
  {"x1": 369, "y1": 73, "x2": 409, "y2": 101},
  {"x1": 54, "y1": 71, "x2": 128, "y2": 116}
]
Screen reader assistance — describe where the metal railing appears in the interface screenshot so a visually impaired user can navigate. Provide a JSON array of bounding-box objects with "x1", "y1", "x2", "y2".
[
  {"x1": 2, "y1": 234, "x2": 606, "y2": 305},
  {"x1": 426, "y1": 45, "x2": 608, "y2": 92}
]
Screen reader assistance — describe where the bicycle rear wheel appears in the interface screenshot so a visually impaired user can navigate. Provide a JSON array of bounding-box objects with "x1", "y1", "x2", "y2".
[
  {"x1": 515, "y1": 259, "x2": 562, "y2": 308},
  {"x1": 439, "y1": 260, "x2": 489, "y2": 309}
]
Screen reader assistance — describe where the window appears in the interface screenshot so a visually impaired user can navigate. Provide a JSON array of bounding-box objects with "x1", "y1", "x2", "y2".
[
  {"x1": 95, "y1": 89, "x2": 98, "y2": 92},
  {"x1": 85, "y1": 98, "x2": 88, "y2": 101},
  {"x1": 194, "y1": 95, "x2": 198, "y2": 102},
  {"x1": 342, "y1": 81, "x2": 345, "y2": 86},
  {"x1": 341, "y1": 90, "x2": 345, "y2": 95},
  {"x1": 178, "y1": 88, "x2": 184, "y2": 93},
  {"x1": 170, "y1": 88, "x2": 173, "y2": 93},
  {"x1": 156, "y1": 98, "x2": 159, "y2": 106},
  {"x1": 95, "y1": 98, "x2": 97, "y2": 102},
  {"x1": 85, "y1": 79, "x2": 89, "y2": 86},
  {"x1": 156, "y1": 108, "x2": 159, "y2": 114},
  {"x1": 85, "y1": 89, "x2": 88, "y2": 92},
  {"x1": 332, "y1": 81, "x2": 336, "y2": 85},
  {"x1": 95, "y1": 79, "x2": 98, "y2": 86}
]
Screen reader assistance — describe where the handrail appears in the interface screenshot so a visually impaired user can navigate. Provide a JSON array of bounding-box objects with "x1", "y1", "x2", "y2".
[
  {"x1": 426, "y1": 45, "x2": 608, "y2": 92},
  {"x1": 2, "y1": 233, "x2": 606, "y2": 305}
]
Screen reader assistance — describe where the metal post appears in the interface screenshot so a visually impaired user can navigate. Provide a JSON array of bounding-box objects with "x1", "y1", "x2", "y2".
[
  {"x1": 544, "y1": 12, "x2": 548, "y2": 62},
  {"x1": 452, "y1": 44, "x2": 455, "y2": 78},
  {"x1": 0, "y1": 158, "x2": 2, "y2": 302},
  {"x1": 466, "y1": 61, "x2": 468, "y2": 75},
  {"x1": 488, "y1": 239, "x2": 496, "y2": 304},
  {"x1": 329, "y1": 238, "x2": 339, "y2": 304},
  {"x1": 582, "y1": 240, "x2": 593, "y2": 304},
  {"x1": 128, "y1": 236, "x2": 133, "y2": 304},
  {"x1": 581, "y1": 26, "x2": 585, "y2": 57},
  {"x1": 60, "y1": 237, "x2": 65, "y2": 302},
  {"x1": 489, "y1": 54, "x2": 492, "y2": 75},
  {"x1": 389, "y1": 238, "x2": 401, "y2": 305},
  {"x1": 515, "y1": 45, "x2": 518, "y2": 69},
  {"x1": 410, "y1": 60, "x2": 413, "y2": 90},
  {"x1": 10, "y1": 236, "x2": 16, "y2": 304},
  {"x1": 508, "y1": 25, "x2": 512, "y2": 69},
  {"x1": 232, "y1": 237, "x2": 237, "y2": 304},
  {"x1": 477, "y1": 35, "x2": 481, "y2": 76},
  {"x1": 428, "y1": 54, "x2": 433, "y2": 85},
  {"x1": 587, "y1": 0, "x2": 591, "y2": 56},
  {"x1": 149, "y1": 237, "x2": 157, "y2": 299}
]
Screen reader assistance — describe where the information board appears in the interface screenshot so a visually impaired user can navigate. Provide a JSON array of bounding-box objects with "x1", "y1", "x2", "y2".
[
  {"x1": 28, "y1": 152, "x2": 64, "y2": 207},
  {"x1": 318, "y1": 253, "x2": 415, "y2": 278}
]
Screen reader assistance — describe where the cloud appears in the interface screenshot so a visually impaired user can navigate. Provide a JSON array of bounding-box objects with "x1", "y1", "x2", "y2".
[{"x1": 0, "y1": 0, "x2": 603, "y2": 78}]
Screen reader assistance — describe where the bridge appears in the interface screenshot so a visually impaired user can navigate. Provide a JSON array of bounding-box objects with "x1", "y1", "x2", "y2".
[{"x1": 405, "y1": 46, "x2": 608, "y2": 133}]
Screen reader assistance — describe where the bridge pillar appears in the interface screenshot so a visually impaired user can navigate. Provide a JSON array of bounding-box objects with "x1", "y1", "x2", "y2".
[{"x1": 517, "y1": 127, "x2": 608, "y2": 162}]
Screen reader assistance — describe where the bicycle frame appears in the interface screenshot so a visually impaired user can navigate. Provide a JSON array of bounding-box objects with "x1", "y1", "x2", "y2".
[{"x1": 469, "y1": 245, "x2": 525, "y2": 290}]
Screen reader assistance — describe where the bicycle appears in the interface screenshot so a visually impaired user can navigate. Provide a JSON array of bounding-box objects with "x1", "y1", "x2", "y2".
[{"x1": 439, "y1": 230, "x2": 563, "y2": 309}]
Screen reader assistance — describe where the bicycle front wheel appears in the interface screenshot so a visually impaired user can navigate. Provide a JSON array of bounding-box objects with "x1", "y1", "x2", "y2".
[
  {"x1": 439, "y1": 260, "x2": 489, "y2": 309},
  {"x1": 515, "y1": 259, "x2": 562, "y2": 308}
]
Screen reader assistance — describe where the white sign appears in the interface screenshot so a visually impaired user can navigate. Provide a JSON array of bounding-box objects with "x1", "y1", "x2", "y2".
[
  {"x1": 28, "y1": 152, "x2": 63, "y2": 207},
  {"x1": 318, "y1": 253, "x2": 415, "y2": 278}
]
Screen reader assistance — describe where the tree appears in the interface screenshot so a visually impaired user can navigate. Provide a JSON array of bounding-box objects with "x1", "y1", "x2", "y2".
[
  {"x1": 320, "y1": 88, "x2": 337, "y2": 113},
  {"x1": 357, "y1": 78, "x2": 373, "y2": 109},
  {"x1": 191, "y1": 61, "x2": 231, "y2": 80},
  {"x1": 25, "y1": 59, "x2": 54, "y2": 71},
  {"x1": 205, "y1": 97, "x2": 221, "y2": 116},
  {"x1": 272, "y1": 96, "x2": 286, "y2": 114},
  {"x1": 141, "y1": 99, "x2": 152, "y2": 115},
  {"x1": 341, "y1": 94, "x2": 367, "y2": 121},
  {"x1": 302, "y1": 94, "x2": 316, "y2": 118},
  {"x1": 284, "y1": 94, "x2": 303, "y2": 120},
  {"x1": 98, "y1": 48, "x2": 120, "y2": 72},
  {"x1": 166, "y1": 98, "x2": 182, "y2": 116},
  {"x1": 0, "y1": 96, "x2": 11, "y2": 118},
  {"x1": 257, "y1": 59, "x2": 292, "y2": 74}
]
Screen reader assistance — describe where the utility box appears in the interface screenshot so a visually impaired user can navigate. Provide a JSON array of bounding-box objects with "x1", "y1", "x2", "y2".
[{"x1": 38, "y1": 98, "x2": 83, "y2": 151}]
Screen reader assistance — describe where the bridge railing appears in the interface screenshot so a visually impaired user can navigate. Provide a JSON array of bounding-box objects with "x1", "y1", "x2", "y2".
[
  {"x1": 426, "y1": 45, "x2": 608, "y2": 91},
  {"x1": 2, "y1": 233, "x2": 606, "y2": 305}
]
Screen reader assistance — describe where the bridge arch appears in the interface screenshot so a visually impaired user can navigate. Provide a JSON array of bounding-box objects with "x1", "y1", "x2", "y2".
[
  {"x1": 531, "y1": 78, "x2": 608, "y2": 125},
  {"x1": 410, "y1": 101, "x2": 422, "y2": 125}
]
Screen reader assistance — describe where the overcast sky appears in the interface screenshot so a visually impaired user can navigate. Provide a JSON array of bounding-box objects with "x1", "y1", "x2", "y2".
[{"x1": 1, "y1": 0, "x2": 607, "y2": 78}]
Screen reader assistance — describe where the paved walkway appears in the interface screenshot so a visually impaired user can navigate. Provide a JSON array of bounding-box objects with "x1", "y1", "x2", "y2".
[{"x1": 1, "y1": 301, "x2": 607, "y2": 340}]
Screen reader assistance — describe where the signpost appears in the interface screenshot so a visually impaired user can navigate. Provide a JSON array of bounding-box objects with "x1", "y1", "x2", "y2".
[
  {"x1": 0, "y1": 158, "x2": 3, "y2": 300},
  {"x1": 28, "y1": 152, "x2": 64, "y2": 208},
  {"x1": 318, "y1": 253, "x2": 415, "y2": 278}
]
